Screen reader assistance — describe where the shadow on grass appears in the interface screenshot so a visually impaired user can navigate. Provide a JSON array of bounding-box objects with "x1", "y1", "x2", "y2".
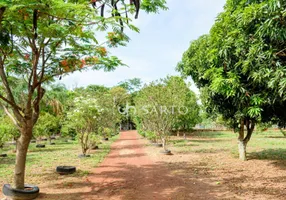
[
  {"x1": 249, "y1": 148, "x2": 286, "y2": 160},
  {"x1": 265, "y1": 136, "x2": 286, "y2": 139},
  {"x1": 190, "y1": 139, "x2": 227, "y2": 143},
  {"x1": 0, "y1": 155, "x2": 16, "y2": 165},
  {"x1": 187, "y1": 132, "x2": 232, "y2": 138}
]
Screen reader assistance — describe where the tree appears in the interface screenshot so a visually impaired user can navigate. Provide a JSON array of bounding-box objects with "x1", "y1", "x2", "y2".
[
  {"x1": 95, "y1": 86, "x2": 129, "y2": 135},
  {"x1": 135, "y1": 76, "x2": 197, "y2": 151},
  {"x1": 34, "y1": 112, "x2": 60, "y2": 144},
  {"x1": 0, "y1": 116, "x2": 18, "y2": 149},
  {"x1": 0, "y1": 0, "x2": 167, "y2": 189},
  {"x1": 173, "y1": 90, "x2": 201, "y2": 136},
  {"x1": 118, "y1": 78, "x2": 142, "y2": 93},
  {"x1": 65, "y1": 96, "x2": 101, "y2": 156},
  {"x1": 177, "y1": 0, "x2": 286, "y2": 160},
  {"x1": 0, "y1": 115, "x2": 19, "y2": 150}
]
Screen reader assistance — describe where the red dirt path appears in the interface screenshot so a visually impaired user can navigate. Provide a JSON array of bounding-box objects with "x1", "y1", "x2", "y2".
[
  {"x1": 82, "y1": 130, "x2": 191, "y2": 200},
  {"x1": 39, "y1": 131, "x2": 229, "y2": 199}
]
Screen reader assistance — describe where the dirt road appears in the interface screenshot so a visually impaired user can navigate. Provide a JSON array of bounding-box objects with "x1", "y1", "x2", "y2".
[{"x1": 39, "y1": 131, "x2": 228, "y2": 200}]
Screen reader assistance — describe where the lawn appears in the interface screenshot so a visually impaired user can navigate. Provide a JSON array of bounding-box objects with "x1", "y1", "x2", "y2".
[{"x1": 0, "y1": 135, "x2": 119, "y2": 193}]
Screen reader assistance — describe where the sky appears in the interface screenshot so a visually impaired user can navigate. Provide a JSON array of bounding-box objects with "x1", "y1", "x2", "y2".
[{"x1": 60, "y1": 0, "x2": 226, "y2": 93}]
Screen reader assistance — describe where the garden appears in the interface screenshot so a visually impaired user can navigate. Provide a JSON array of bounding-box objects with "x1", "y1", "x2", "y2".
[{"x1": 0, "y1": 0, "x2": 286, "y2": 199}]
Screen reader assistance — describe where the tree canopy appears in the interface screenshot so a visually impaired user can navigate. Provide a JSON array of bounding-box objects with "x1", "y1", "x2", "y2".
[{"x1": 177, "y1": 0, "x2": 286, "y2": 160}]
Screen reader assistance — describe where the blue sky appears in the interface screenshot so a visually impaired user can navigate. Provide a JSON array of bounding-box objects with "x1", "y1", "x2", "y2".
[{"x1": 60, "y1": 0, "x2": 226, "y2": 93}]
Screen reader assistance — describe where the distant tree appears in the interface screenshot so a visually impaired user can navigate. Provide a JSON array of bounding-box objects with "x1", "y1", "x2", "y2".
[
  {"x1": 0, "y1": 116, "x2": 18, "y2": 148},
  {"x1": 34, "y1": 112, "x2": 60, "y2": 144},
  {"x1": 118, "y1": 78, "x2": 143, "y2": 93},
  {"x1": 65, "y1": 96, "x2": 101, "y2": 156},
  {"x1": 173, "y1": 90, "x2": 201, "y2": 136},
  {"x1": 135, "y1": 76, "x2": 198, "y2": 151},
  {"x1": 86, "y1": 85, "x2": 109, "y2": 94}
]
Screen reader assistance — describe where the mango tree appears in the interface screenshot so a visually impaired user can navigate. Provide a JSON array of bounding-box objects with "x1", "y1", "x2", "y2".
[
  {"x1": 177, "y1": 0, "x2": 286, "y2": 160},
  {"x1": 0, "y1": 0, "x2": 167, "y2": 190}
]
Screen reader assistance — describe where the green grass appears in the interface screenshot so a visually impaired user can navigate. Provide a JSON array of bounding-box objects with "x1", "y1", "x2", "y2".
[
  {"x1": 171, "y1": 130, "x2": 286, "y2": 160},
  {"x1": 0, "y1": 135, "x2": 119, "y2": 185}
]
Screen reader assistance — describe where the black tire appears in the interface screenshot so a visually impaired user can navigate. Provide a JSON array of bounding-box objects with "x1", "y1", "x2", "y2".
[
  {"x1": 56, "y1": 166, "x2": 76, "y2": 175},
  {"x1": 91, "y1": 146, "x2": 99, "y2": 150},
  {"x1": 50, "y1": 143, "x2": 56, "y2": 145},
  {"x1": 160, "y1": 150, "x2": 172, "y2": 155},
  {"x1": 30, "y1": 140, "x2": 36, "y2": 143},
  {"x1": 152, "y1": 143, "x2": 163, "y2": 147},
  {"x1": 78, "y1": 154, "x2": 91, "y2": 158},
  {"x1": 41, "y1": 138, "x2": 47, "y2": 141},
  {"x1": 36, "y1": 144, "x2": 45, "y2": 148},
  {"x1": 3, "y1": 184, "x2": 39, "y2": 200},
  {"x1": 50, "y1": 136, "x2": 56, "y2": 140},
  {"x1": 102, "y1": 138, "x2": 108, "y2": 141},
  {"x1": 0, "y1": 154, "x2": 7, "y2": 157}
]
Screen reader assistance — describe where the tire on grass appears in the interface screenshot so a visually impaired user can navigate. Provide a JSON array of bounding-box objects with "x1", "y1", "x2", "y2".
[
  {"x1": 78, "y1": 154, "x2": 91, "y2": 158},
  {"x1": 91, "y1": 146, "x2": 99, "y2": 150},
  {"x1": 2, "y1": 184, "x2": 39, "y2": 200},
  {"x1": 152, "y1": 143, "x2": 163, "y2": 147},
  {"x1": 160, "y1": 149, "x2": 172, "y2": 155},
  {"x1": 36, "y1": 144, "x2": 45, "y2": 148},
  {"x1": 0, "y1": 154, "x2": 7, "y2": 158},
  {"x1": 56, "y1": 166, "x2": 76, "y2": 175}
]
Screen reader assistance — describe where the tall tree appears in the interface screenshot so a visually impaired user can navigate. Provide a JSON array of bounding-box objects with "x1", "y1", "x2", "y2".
[
  {"x1": 0, "y1": 0, "x2": 167, "y2": 189},
  {"x1": 177, "y1": 0, "x2": 286, "y2": 160}
]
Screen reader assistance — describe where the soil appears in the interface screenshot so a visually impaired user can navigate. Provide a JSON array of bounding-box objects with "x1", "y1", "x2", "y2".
[{"x1": 33, "y1": 131, "x2": 286, "y2": 199}]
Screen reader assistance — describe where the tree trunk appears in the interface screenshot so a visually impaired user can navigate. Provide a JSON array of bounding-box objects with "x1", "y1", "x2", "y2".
[
  {"x1": 177, "y1": 130, "x2": 180, "y2": 137},
  {"x1": 280, "y1": 129, "x2": 286, "y2": 137},
  {"x1": 162, "y1": 138, "x2": 167, "y2": 151},
  {"x1": 14, "y1": 128, "x2": 32, "y2": 189},
  {"x1": 238, "y1": 139, "x2": 247, "y2": 161},
  {"x1": 237, "y1": 119, "x2": 255, "y2": 161}
]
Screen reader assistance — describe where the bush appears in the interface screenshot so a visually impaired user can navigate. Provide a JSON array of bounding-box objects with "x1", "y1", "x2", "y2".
[
  {"x1": 34, "y1": 112, "x2": 60, "y2": 143},
  {"x1": 0, "y1": 117, "x2": 19, "y2": 148},
  {"x1": 102, "y1": 128, "x2": 112, "y2": 138},
  {"x1": 145, "y1": 131, "x2": 158, "y2": 143}
]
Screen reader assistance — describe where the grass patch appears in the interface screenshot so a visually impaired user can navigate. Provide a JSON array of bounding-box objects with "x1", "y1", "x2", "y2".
[
  {"x1": 171, "y1": 130, "x2": 286, "y2": 160},
  {"x1": 0, "y1": 135, "x2": 119, "y2": 185}
]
